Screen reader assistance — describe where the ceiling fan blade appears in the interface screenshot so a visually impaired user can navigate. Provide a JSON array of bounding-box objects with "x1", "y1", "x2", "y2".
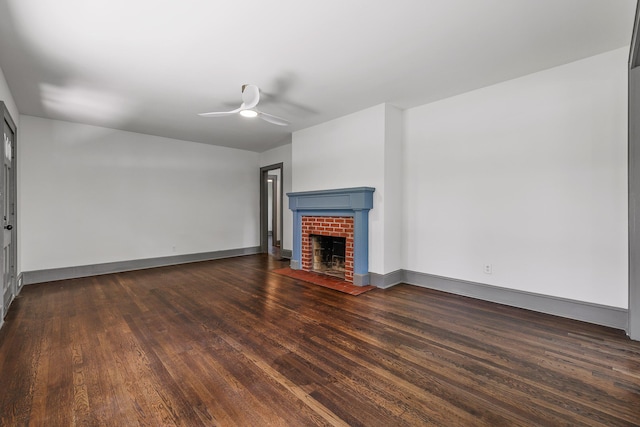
[
  {"x1": 198, "y1": 106, "x2": 242, "y2": 117},
  {"x1": 241, "y1": 85, "x2": 260, "y2": 110},
  {"x1": 257, "y1": 111, "x2": 289, "y2": 126}
]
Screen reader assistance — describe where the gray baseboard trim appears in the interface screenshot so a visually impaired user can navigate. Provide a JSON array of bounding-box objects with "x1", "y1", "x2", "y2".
[
  {"x1": 281, "y1": 249, "x2": 292, "y2": 259},
  {"x1": 403, "y1": 270, "x2": 628, "y2": 331},
  {"x1": 370, "y1": 269, "x2": 404, "y2": 289},
  {"x1": 290, "y1": 259, "x2": 300, "y2": 270},
  {"x1": 22, "y1": 246, "x2": 261, "y2": 285},
  {"x1": 353, "y1": 273, "x2": 370, "y2": 286}
]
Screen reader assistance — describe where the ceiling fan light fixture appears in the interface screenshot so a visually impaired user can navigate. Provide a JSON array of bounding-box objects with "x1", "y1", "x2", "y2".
[
  {"x1": 199, "y1": 85, "x2": 289, "y2": 126},
  {"x1": 240, "y1": 109, "x2": 258, "y2": 118}
]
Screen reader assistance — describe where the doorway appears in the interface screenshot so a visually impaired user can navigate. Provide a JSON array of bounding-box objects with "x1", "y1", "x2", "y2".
[
  {"x1": 260, "y1": 163, "x2": 283, "y2": 257},
  {"x1": 1, "y1": 102, "x2": 17, "y2": 320}
]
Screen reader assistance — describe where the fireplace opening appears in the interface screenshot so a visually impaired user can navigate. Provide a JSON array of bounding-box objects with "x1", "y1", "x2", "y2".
[{"x1": 311, "y1": 235, "x2": 346, "y2": 279}]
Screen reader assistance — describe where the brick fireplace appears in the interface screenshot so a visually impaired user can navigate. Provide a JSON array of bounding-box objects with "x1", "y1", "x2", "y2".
[
  {"x1": 288, "y1": 187, "x2": 374, "y2": 285},
  {"x1": 302, "y1": 216, "x2": 354, "y2": 282}
]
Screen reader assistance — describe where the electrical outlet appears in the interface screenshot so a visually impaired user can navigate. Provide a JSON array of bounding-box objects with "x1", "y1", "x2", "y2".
[{"x1": 484, "y1": 264, "x2": 492, "y2": 274}]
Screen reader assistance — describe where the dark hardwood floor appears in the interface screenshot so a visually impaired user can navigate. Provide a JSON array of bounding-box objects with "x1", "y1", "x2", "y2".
[{"x1": 1, "y1": 254, "x2": 639, "y2": 426}]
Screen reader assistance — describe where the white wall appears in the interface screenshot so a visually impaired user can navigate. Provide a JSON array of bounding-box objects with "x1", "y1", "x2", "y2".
[
  {"x1": 292, "y1": 104, "x2": 389, "y2": 274},
  {"x1": 260, "y1": 142, "x2": 292, "y2": 252},
  {"x1": 19, "y1": 116, "x2": 260, "y2": 272},
  {"x1": 404, "y1": 47, "x2": 628, "y2": 308},
  {"x1": 384, "y1": 105, "x2": 403, "y2": 273},
  {"x1": 0, "y1": 66, "x2": 18, "y2": 124}
]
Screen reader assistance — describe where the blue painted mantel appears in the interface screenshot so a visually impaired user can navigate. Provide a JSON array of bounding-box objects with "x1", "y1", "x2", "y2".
[{"x1": 288, "y1": 187, "x2": 375, "y2": 286}]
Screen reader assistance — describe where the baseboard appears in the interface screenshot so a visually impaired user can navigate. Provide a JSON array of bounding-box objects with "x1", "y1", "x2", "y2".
[
  {"x1": 20, "y1": 257, "x2": 628, "y2": 331},
  {"x1": 353, "y1": 273, "x2": 370, "y2": 286},
  {"x1": 401, "y1": 270, "x2": 628, "y2": 331},
  {"x1": 370, "y1": 270, "x2": 404, "y2": 289},
  {"x1": 22, "y1": 246, "x2": 262, "y2": 285},
  {"x1": 281, "y1": 249, "x2": 292, "y2": 259}
]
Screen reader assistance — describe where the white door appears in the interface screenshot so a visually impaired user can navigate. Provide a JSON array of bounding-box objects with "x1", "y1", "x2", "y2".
[{"x1": 2, "y1": 114, "x2": 16, "y2": 316}]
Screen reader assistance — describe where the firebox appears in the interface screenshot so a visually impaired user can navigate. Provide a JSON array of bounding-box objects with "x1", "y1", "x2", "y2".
[{"x1": 311, "y1": 235, "x2": 346, "y2": 279}]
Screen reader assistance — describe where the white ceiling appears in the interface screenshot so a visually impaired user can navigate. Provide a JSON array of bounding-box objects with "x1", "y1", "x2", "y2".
[{"x1": 0, "y1": 0, "x2": 637, "y2": 152}]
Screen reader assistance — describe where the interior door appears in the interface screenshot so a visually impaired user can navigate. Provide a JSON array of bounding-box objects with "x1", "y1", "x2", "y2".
[
  {"x1": 2, "y1": 110, "x2": 16, "y2": 316},
  {"x1": 270, "y1": 175, "x2": 279, "y2": 247}
]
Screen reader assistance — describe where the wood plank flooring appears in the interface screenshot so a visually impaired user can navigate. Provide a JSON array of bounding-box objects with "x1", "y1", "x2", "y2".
[{"x1": 1, "y1": 254, "x2": 639, "y2": 426}]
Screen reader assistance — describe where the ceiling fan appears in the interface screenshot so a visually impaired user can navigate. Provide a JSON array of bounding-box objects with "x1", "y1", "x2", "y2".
[{"x1": 198, "y1": 84, "x2": 290, "y2": 126}]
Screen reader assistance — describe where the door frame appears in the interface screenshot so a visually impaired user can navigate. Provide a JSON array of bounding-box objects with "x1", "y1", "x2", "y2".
[
  {"x1": 629, "y1": 2, "x2": 640, "y2": 340},
  {"x1": 1, "y1": 101, "x2": 17, "y2": 320},
  {"x1": 260, "y1": 163, "x2": 283, "y2": 254}
]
